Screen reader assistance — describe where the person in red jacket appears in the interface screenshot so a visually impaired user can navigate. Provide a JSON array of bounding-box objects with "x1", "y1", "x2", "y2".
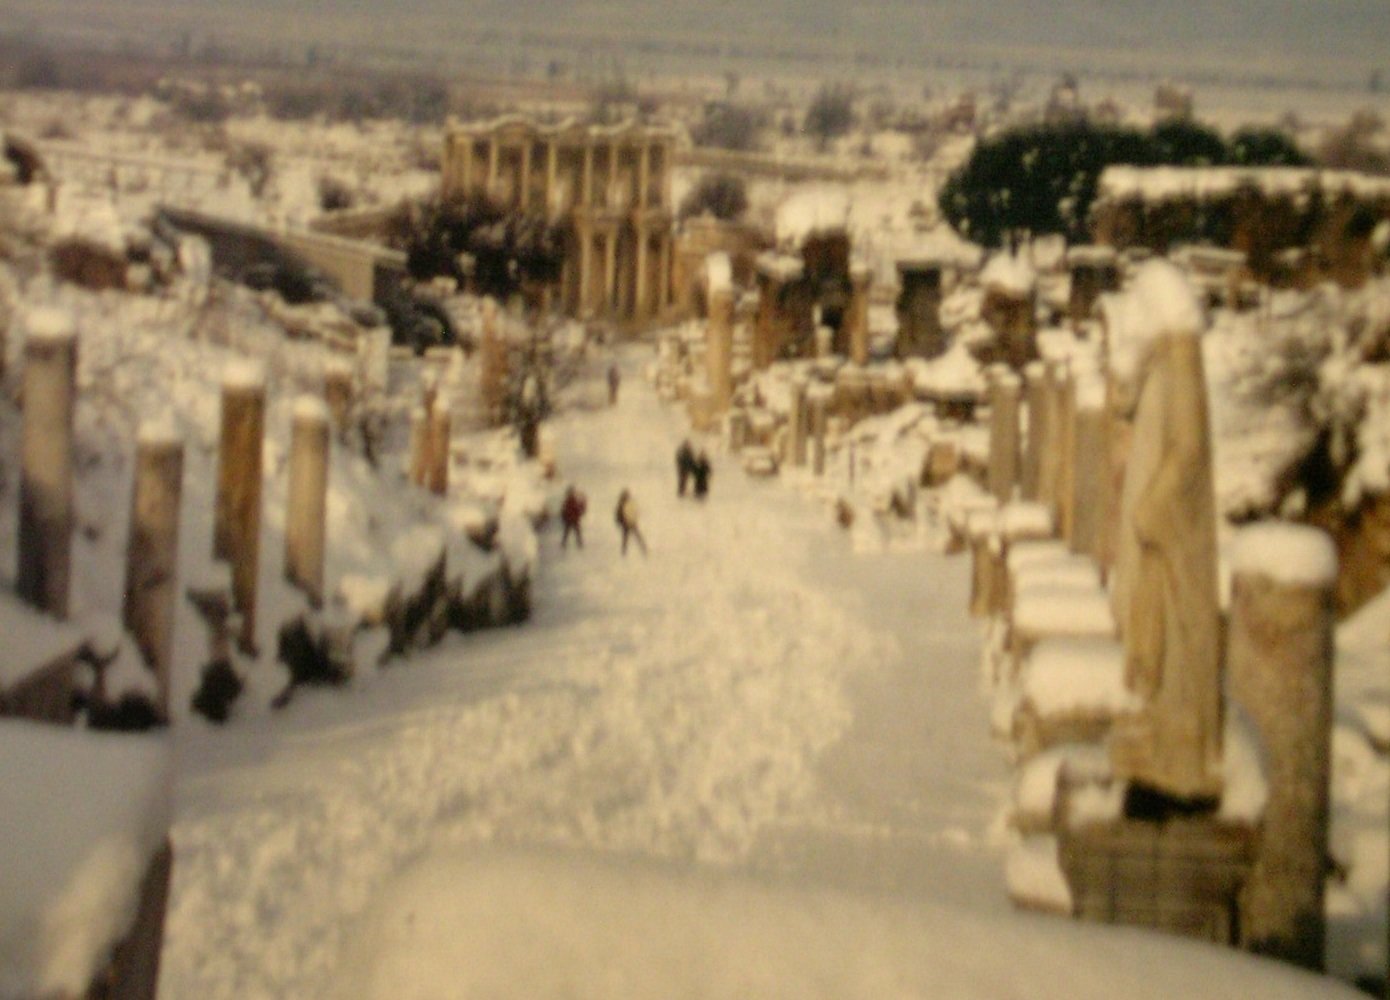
[{"x1": 560, "y1": 485, "x2": 587, "y2": 550}]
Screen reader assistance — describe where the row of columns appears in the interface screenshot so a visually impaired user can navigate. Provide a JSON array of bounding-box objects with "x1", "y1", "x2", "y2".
[
  {"x1": 13, "y1": 309, "x2": 377, "y2": 718},
  {"x1": 567, "y1": 221, "x2": 673, "y2": 322},
  {"x1": 447, "y1": 132, "x2": 668, "y2": 219},
  {"x1": 977, "y1": 290, "x2": 1337, "y2": 971}
]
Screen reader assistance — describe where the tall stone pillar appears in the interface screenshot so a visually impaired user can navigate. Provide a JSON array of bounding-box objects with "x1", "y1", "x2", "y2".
[
  {"x1": 461, "y1": 137, "x2": 474, "y2": 197},
  {"x1": 603, "y1": 228, "x2": 618, "y2": 317},
  {"x1": 1035, "y1": 361, "x2": 1064, "y2": 518},
  {"x1": 486, "y1": 137, "x2": 499, "y2": 200},
  {"x1": 18, "y1": 308, "x2": 77, "y2": 618},
  {"x1": 846, "y1": 266, "x2": 871, "y2": 365},
  {"x1": 578, "y1": 225, "x2": 594, "y2": 317},
  {"x1": 427, "y1": 398, "x2": 451, "y2": 496},
  {"x1": 810, "y1": 390, "x2": 828, "y2": 475},
  {"x1": 285, "y1": 396, "x2": 330, "y2": 608},
  {"x1": 987, "y1": 367, "x2": 1021, "y2": 502},
  {"x1": 1069, "y1": 376, "x2": 1108, "y2": 559},
  {"x1": 657, "y1": 232, "x2": 672, "y2": 314},
  {"x1": 788, "y1": 377, "x2": 808, "y2": 468},
  {"x1": 582, "y1": 143, "x2": 594, "y2": 208},
  {"x1": 1228, "y1": 524, "x2": 1337, "y2": 971},
  {"x1": 214, "y1": 363, "x2": 266, "y2": 654},
  {"x1": 635, "y1": 227, "x2": 650, "y2": 321},
  {"x1": 1022, "y1": 361, "x2": 1047, "y2": 502},
  {"x1": 1057, "y1": 367, "x2": 1079, "y2": 544},
  {"x1": 408, "y1": 406, "x2": 429, "y2": 487},
  {"x1": 324, "y1": 359, "x2": 353, "y2": 438},
  {"x1": 707, "y1": 286, "x2": 734, "y2": 411},
  {"x1": 545, "y1": 140, "x2": 558, "y2": 219},
  {"x1": 519, "y1": 140, "x2": 533, "y2": 210},
  {"x1": 638, "y1": 142, "x2": 651, "y2": 210},
  {"x1": 606, "y1": 141, "x2": 618, "y2": 209},
  {"x1": 123, "y1": 421, "x2": 183, "y2": 718}
]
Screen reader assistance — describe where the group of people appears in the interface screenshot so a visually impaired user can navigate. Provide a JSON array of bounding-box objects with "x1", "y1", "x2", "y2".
[
  {"x1": 557, "y1": 438, "x2": 712, "y2": 558},
  {"x1": 675, "y1": 440, "x2": 712, "y2": 500},
  {"x1": 559, "y1": 484, "x2": 647, "y2": 556}
]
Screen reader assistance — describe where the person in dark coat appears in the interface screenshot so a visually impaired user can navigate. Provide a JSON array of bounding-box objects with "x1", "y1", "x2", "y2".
[
  {"x1": 560, "y1": 485, "x2": 587, "y2": 549},
  {"x1": 607, "y1": 363, "x2": 621, "y2": 406},
  {"x1": 691, "y1": 449, "x2": 712, "y2": 499},
  {"x1": 675, "y1": 439, "x2": 696, "y2": 497},
  {"x1": 615, "y1": 488, "x2": 647, "y2": 556}
]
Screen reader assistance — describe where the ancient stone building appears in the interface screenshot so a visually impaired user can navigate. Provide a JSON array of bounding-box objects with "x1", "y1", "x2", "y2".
[{"x1": 442, "y1": 116, "x2": 676, "y2": 325}]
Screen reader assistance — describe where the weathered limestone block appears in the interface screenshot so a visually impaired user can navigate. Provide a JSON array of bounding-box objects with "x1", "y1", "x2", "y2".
[
  {"x1": 1012, "y1": 637, "x2": 1134, "y2": 763},
  {"x1": 1069, "y1": 376, "x2": 1109, "y2": 559},
  {"x1": 285, "y1": 397, "x2": 331, "y2": 608},
  {"x1": 788, "y1": 377, "x2": 808, "y2": 468},
  {"x1": 1022, "y1": 361, "x2": 1047, "y2": 501},
  {"x1": 988, "y1": 367, "x2": 1022, "y2": 503},
  {"x1": 707, "y1": 285, "x2": 735, "y2": 412},
  {"x1": 18, "y1": 308, "x2": 77, "y2": 618},
  {"x1": 123, "y1": 422, "x2": 184, "y2": 717},
  {"x1": 214, "y1": 362, "x2": 266, "y2": 654},
  {"x1": 1227, "y1": 524, "x2": 1337, "y2": 971}
]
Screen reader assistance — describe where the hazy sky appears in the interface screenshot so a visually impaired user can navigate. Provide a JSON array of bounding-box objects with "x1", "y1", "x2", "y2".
[{"x1": 8, "y1": 0, "x2": 1390, "y2": 83}]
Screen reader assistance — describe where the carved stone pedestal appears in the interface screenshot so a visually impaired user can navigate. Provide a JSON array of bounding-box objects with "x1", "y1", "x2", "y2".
[{"x1": 1059, "y1": 811, "x2": 1254, "y2": 945}]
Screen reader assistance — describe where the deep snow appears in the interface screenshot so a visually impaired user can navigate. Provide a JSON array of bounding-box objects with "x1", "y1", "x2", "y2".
[{"x1": 158, "y1": 350, "x2": 1372, "y2": 999}]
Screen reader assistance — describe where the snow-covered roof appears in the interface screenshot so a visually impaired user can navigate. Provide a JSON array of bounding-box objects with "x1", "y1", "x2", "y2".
[
  {"x1": 895, "y1": 226, "x2": 984, "y2": 271},
  {"x1": 0, "y1": 720, "x2": 171, "y2": 997},
  {"x1": 446, "y1": 114, "x2": 678, "y2": 144},
  {"x1": 1097, "y1": 166, "x2": 1390, "y2": 206},
  {"x1": 980, "y1": 252, "x2": 1036, "y2": 298},
  {"x1": 774, "y1": 185, "x2": 850, "y2": 246},
  {"x1": 1065, "y1": 245, "x2": 1117, "y2": 268},
  {"x1": 905, "y1": 342, "x2": 986, "y2": 398}
]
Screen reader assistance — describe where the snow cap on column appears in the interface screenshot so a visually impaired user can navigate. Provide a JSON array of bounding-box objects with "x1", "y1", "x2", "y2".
[
  {"x1": 1108, "y1": 259, "x2": 1204, "y2": 382},
  {"x1": 705, "y1": 252, "x2": 732, "y2": 295},
  {"x1": 1231, "y1": 522, "x2": 1337, "y2": 587},
  {"x1": 24, "y1": 305, "x2": 77, "y2": 343}
]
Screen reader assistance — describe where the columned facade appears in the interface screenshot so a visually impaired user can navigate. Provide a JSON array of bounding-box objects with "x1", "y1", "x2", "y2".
[{"x1": 442, "y1": 116, "x2": 676, "y2": 326}]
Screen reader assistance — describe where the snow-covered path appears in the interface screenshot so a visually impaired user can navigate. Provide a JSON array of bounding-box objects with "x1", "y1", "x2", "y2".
[
  {"x1": 160, "y1": 350, "x2": 1006, "y2": 998},
  {"x1": 157, "y1": 349, "x2": 1371, "y2": 1000}
]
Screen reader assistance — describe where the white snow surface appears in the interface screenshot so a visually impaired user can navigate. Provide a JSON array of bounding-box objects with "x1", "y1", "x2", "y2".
[
  {"x1": 0, "y1": 721, "x2": 171, "y2": 998},
  {"x1": 980, "y1": 251, "x2": 1037, "y2": 297},
  {"x1": 1019, "y1": 637, "x2": 1135, "y2": 717},
  {"x1": 0, "y1": 590, "x2": 85, "y2": 688},
  {"x1": 1230, "y1": 522, "x2": 1339, "y2": 586},
  {"x1": 774, "y1": 185, "x2": 850, "y2": 245},
  {"x1": 152, "y1": 351, "x2": 1375, "y2": 1000}
]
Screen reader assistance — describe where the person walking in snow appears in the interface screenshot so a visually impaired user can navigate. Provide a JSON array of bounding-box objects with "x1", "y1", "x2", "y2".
[
  {"x1": 614, "y1": 488, "x2": 647, "y2": 556},
  {"x1": 675, "y1": 439, "x2": 696, "y2": 497},
  {"x1": 560, "y1": 484, "x2": 587, "y2": 550},
  {"x1": 691, "y1": 449, "x2": 712, "y2": 500},
  {"x1": 607, "y1": 363, "x2": 621, "y2": 406}
]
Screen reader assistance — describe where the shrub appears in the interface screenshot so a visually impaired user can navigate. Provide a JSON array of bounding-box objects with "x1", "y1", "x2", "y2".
[
  {"x1": 692, "y1": 103, "x2": 762, "y2": 151},
  {"x1": 804, "y1": 83, "x2": 855, "y2": 150}
]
